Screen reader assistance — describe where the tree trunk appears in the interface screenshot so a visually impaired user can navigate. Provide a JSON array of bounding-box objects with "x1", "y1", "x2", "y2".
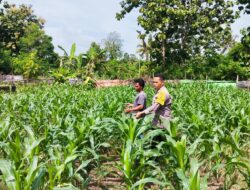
[
  {"x1": 142, "y1": 38, "x2": 149, "y2": 61},
  {"x1": 145, "y1": 51, "x2": 149, "y2": 61},
  {"x1": 162, "y1": 40, "x2": 166, "y2": 66}
]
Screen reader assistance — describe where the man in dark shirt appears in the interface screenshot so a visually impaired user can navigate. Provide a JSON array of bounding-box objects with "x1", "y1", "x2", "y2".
[{"x1": 125, "y1": 78, "x2": 147, "y2": 113}]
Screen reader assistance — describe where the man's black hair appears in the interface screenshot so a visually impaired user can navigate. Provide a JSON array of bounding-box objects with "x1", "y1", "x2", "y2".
[
  {"x1": 154, "y1": 74, "x2": 165, "y2": 81},
  {"x1": 134, "y1": 78, "x2": 145, "y2": 88}
]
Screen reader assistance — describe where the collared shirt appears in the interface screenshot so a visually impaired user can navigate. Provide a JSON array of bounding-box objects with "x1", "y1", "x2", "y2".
[{"x1": 143, "y1": 86, "x2": 172, "y2": 118}]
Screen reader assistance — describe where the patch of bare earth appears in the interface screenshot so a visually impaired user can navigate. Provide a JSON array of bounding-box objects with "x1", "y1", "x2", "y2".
[{"x1": 87, "y1": 159, "x2": 125, "y2": 190}]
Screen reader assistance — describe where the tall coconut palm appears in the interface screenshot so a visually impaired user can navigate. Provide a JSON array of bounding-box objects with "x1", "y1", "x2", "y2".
[{"x1": 136, "y1": 31, "x2": 152, "y2": 61}]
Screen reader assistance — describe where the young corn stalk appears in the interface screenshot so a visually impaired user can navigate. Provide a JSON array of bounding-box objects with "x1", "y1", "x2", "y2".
[{"x1": 0, "y1": 126, "x2": 45, "y2": 190}]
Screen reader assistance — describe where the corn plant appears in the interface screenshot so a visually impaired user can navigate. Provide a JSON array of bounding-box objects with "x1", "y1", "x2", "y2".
[
  {"x1": 0, "y1": 126, "x2": 45, "y2": 190},
  {"x1": 176, "y1": 159, "x2": 207, "y2": 190},
  {"x1": 0, "y1": 82, "x2": 249, "y2": 189}
]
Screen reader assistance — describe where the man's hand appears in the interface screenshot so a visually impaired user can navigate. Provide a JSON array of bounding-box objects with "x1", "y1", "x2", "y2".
[
  {"x1": 136, "y1": 111, "x2": 144, "y2": 119},
  {"x1": 124, "y1": 103, "x2": 133, "y2": 113},
  {"x1": 125, "y1": 103, "x2": 133, "y2": 108},
  {"x1": 125, "y1": 108, "x2": 132, "y2": 113}
]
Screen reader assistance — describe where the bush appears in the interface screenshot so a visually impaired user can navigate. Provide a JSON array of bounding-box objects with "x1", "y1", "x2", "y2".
[
  {"x1": 13, "y1": 51, "x2": 41, "y2": 78},
  {"x1": 50, "y1": 68, "x2": 71, "y2": 83},
  {"x1": 213, "y1": 60, "x2": 250, "y2": 80},
  {"x1": 0, "y1": 50, "x2": 12, "y2": 74}
]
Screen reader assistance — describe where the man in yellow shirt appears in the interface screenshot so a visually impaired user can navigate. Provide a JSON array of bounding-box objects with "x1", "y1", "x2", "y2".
[{"x1": 136, "y1": 74, "x2": 172, "y2": 128}]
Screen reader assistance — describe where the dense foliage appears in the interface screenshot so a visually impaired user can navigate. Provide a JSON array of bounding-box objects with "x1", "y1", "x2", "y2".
[
  {"x1": 0, "y1": 0, "x2": 249, "y2": 80},
  {"x1": 117, "y1": 0, "x2": 239, "y2": 65},
  {"x1": 0, "y1": 83, "x2": 249, "y2": 189},
  {"x1": 115, "y1": 0, "x2": 249, "y2": 80},
  {"x1": 0, "y1": 0, "x2": 58, "y2": 76}
]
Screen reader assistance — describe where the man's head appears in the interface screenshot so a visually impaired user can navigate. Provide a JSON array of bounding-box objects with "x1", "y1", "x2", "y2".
[
  {"x1": 153, "y1": 74, "x2": 165, "y2": 90},
  {"x1": 134, "y1": 78, "x2": 145, "y2": 92}
]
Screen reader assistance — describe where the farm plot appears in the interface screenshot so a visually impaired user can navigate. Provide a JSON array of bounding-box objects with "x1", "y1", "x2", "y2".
[{"x1": 0, "y1": 83, "x2": 249, "y2": 190}]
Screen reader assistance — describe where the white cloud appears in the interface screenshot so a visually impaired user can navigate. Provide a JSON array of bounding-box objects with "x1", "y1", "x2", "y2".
[
  {"x1": 6, "y1": 0, "x2": 250, "y2": 55},
  {"x1": 7, "y1": 0, "x2": 140, "y2": 55}
]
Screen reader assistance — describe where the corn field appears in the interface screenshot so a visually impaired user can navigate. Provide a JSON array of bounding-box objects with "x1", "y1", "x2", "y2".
[{"x1": 0, "y1": 83, "x2": 249, "y2": 190}]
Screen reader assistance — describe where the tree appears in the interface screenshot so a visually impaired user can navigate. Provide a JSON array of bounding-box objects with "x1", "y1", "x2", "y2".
[
  {"x1": 238, "y1": 0, "x2": 250, "y2": 14},
  {"x1": 102, "y1": 32, "x2": 123, "y2": 60},
  {"x1": 228, "y1": 40, "x2": 250, "y2": 67},
  {"x1": 18, "y1": 23, "x2": 58, "y2": 72},
  {"x1": 84, "y1": 42, "x2": 106, "y2": 77},
  {"x1": 0, "y1": 49, "x2": 12, "y2": 73},
  {"x1": 117, "y1": 0, "x2": 239, "y2": 67},
  {"x1": 0, "y1": 1, "x2": 44, "y2": 55},
  {"x1": 137, "y1": 31, "x2": 152, "y2": 61},
  {"x1": 238, "y1": 0, "x2": 250, "y2": 62},
  {"x1": 13, "y1": 50, "x2": 41, "y2": 78},
  {"x1": 0, "y1": 1, "x2": 58, "y2": 76},
  {"x1": 122, "y1": 52, "x2": 130, "y2": 63}
]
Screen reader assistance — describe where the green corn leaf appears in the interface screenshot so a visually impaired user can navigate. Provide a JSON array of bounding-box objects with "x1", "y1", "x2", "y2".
[
  {"x1": 64, "y1": 154, "x2": 79, "y2": 165},
  {"x1": 0, "y1": 160, "x2": 16, "y2": 190},
  {"x1": 124, "y1": 140, "x2": 132, "y2": 178},
  {"x1": 31, "y1": 167, "x2": 46, "y2": 190},
  {"x1": 74, "y1": 159, "x2": 92, "y2": 173},
  {"x1": 53, "y1": 183, "x2": 79, "y2": 190},
  {"x1": 189, "y1": 170, "x2": 200, "y2": 190},
  {"x1": 24, "y1": 138, "x2": 45, "y2": 158},
  {"x1": 26, "y1": 156, "x2": 38, "y2": 183},
  {"x1": 176, "y1": 169, "x2": 189, "y2": 189},
  {"x1": 189, "y1": 159, "x2": 201, "y2": 190},
  {"x1": 173, "y1": 136, "x2": 186, "y2": 170},
  {"x1": 131, "y1": 177, "x2": 168, "y2": 189}
]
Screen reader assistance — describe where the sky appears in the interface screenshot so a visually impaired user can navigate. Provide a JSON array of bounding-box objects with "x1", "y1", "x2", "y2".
[{"x1": 6, "y1": 0, "x2": 250, "y2": 55}]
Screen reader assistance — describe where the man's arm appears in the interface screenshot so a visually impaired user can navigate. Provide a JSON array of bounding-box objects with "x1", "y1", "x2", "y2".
[
  {"x1": 136, "y1": 90, "x2": 166, "y2": 119},
  {"x1": 136, "y1": 103, "x2": 160, "y2": 118},
  {"x1": 125, "y1": 104, "x2": 144, "y2": 113},
  {"x1": 126, "y1": 93, "x2": 146, "y2": 113},
  {"x1": 143, "y1": 103, "x2": 160, "y2": 114}
]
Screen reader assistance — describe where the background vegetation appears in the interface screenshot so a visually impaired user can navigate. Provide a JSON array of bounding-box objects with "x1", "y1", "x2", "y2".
[{"x1": 0, "y1": 0, "x2": 249, "y2": 80}]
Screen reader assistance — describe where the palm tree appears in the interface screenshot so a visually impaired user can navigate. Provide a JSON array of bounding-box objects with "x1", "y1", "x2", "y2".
[{"x1": 136, "y1": 31, "x2": 152, "y2": 61}]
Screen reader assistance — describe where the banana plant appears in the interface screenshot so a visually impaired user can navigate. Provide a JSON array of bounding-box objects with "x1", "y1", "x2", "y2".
[
  {"x1": 83, "y1": 45, "x2": 106, "y2": 80},
  {"x1": 58, "y1": 43, "x2": 84, "y2": 70}
]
